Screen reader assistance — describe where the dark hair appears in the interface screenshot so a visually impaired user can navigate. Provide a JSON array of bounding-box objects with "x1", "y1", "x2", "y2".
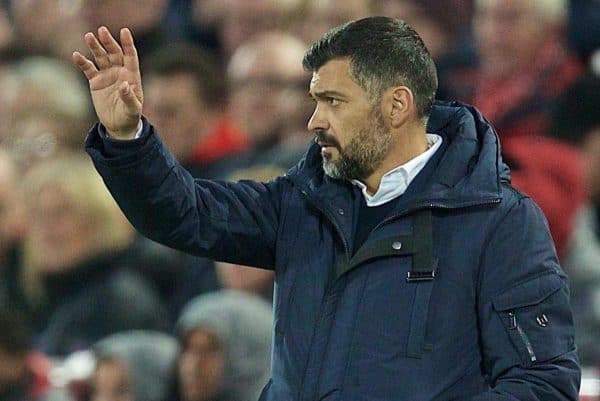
[
  {"x1": 144, "y1": 42, "x2": 227, "y2": 108},
  {"x1": 550, "y1": 74, "x2": 600, "y2": 146},
  {"x1": 0, "y1": 308, "x2": 32, "y2": 355},
  {"x1": 303, "y1": 16, "x2": 438, "y2": 120}
]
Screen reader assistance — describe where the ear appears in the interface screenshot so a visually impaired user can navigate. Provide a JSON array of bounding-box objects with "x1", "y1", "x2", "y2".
[{"x1": 383, "y1": 86, "x2": 415, "y2": 128}]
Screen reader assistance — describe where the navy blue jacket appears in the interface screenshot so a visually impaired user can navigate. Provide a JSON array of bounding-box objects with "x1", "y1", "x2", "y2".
[{"x1": 86, "y1": 101, "x2": 580, "y2": 401}]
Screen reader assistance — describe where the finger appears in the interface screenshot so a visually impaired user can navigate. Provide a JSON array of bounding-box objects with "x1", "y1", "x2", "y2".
[
  {"x1": 120, "y1": 28, "x2": 140, "y2": 76},
  {"x1": 85, "y1": 31, "x2": 111, "y2": 70},
  {"x1": 72, "y1": 51, "x2": 99, "y2": 81},
  {"x1": 119, "y1": 81, "x2": 142, "y2": 113},
  {"x1": 98, "y1": 26, "x2": 124, "y2": 66}
]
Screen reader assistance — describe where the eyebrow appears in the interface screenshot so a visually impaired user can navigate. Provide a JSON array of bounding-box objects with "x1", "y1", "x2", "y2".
[{"x1": 309, "y1": 90, "x2": 348, "y2": 100}]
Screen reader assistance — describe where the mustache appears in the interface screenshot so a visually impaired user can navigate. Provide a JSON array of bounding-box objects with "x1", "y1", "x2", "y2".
[{"x1": 314, "y1": 131, "x2": 340, "y2": 148}]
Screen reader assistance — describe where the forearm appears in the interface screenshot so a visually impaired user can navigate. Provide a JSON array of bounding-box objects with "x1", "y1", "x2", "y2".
[{"x1": 85, "y1": 118, "x2": 280, "y2": 267}]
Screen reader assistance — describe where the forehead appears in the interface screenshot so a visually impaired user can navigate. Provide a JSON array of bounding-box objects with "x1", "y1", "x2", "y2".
[{"x1": 309, "y1": 58, "x2": 365, "y2": 96}]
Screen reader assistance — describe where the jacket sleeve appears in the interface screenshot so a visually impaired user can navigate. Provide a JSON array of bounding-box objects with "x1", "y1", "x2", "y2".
[
  {"x1": 85, "y1": 118, "x2": 282, "y2": 269},
  {"x1": 467, "y1": 192, "x2": 581, "y2": 401}
]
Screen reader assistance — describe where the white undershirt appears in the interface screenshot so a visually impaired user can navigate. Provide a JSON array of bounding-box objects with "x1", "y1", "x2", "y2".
[{"x1": 351, "y1": 134, "x2": 443, "y2": 207}]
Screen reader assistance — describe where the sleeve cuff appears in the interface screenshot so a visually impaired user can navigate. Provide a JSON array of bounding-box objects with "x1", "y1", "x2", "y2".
[{"x1": 96, "y1": 116, "x2": 153, "y2": 157}]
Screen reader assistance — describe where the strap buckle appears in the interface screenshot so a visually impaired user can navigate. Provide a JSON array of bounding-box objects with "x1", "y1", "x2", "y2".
[{"x1": 406, "y1": 270, "x2": 436, "y2": 282}]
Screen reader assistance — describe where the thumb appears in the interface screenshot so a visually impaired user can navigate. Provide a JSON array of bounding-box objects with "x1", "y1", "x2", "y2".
[{"x1": 119, "y1": 81, "x2": 141, "y2": 112}]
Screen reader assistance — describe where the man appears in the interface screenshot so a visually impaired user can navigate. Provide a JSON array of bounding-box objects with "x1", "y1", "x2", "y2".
[
  {"x1": 73, "y1": 17, "x2": 580, "y2": 400},
  {"x1": 549, "y1": 74, "x2": 600, "y2": 367},
  {"x1": 227, "y1": 31, "x2": 310, "y2": 163},
  {"x1": 144, "y1": 43, "x2": 248, "y2": 178}
]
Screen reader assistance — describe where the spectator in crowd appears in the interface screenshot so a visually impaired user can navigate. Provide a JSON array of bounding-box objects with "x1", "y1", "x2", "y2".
[
  {"x1": 123, "y1": 236, "x2": 222, "y2": 325},
  {"x1": 0, "y1": 308, "x2": 72, "y2": 401},
  {"x1": 442, "y1": 0, "x2": 587, "y2": 257},
  {"x1": 214, "y1": 165, "x2": 285, "y2": 302},
  {"x1": 549, "y1": 73, "x2": 600, "y2": 366},
  {"x1": 91, "y1": 331, "x2": 179, "y2": 401},
  {"x1": 7, "y1": 0, "x2": 86, "y2": 59},
  {"x1": 82, "y1": 0, "x2": 170, "y2": 61},
  {"x1": 191, "y1": 0, "x2": 301, "y2": 59},
  {"x1": 11, "y1": 154, "x2": 169, "y2": 356},
  {"x1": 175, "y1": 291, "x2": 272, "y2": 401},
  {"x1": 499, "y1": 134, "x2": 586, "y2": 258},
  {"x1": 444, "y1": 0, "x2": 583, "y2": 139},
  {"x1": 144, "y1": 43, "x2": 249, "y2": 178},
  {"x1": 0, "y1": 57, "x2": 93, "y2": 168},
  {"x1": 290, "y1": 0, "x2": 371, "y2": 45},
  {"x1": 227, "y1": 31, "x2": 311, "y2": 168},
  {"x1": 370, "y1": 0, "x2": 477, "y2": 86}
]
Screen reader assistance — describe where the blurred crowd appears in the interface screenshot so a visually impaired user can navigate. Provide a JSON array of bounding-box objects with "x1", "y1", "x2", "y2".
[{"x1": 0, "y1": 0, "x2": 599, "y2": 400}]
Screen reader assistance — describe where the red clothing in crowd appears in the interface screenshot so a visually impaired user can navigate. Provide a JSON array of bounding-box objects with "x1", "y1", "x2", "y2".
[
  {"x1": 502, "y1": 135, "x2": 586, "y2": 258},
  {"x1": 448, "y1": 40, "x2": 584, "y2": 139},
  {"x1": 190, "y1": 118, "x2": 250, "y2": 166}
]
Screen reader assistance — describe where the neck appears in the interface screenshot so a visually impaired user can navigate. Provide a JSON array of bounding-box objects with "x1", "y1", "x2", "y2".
[{"x1": 362, "y1": 124, "x2": 429, "y2": 195}]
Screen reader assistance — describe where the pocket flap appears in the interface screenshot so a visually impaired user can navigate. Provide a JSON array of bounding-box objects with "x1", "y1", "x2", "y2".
[{"x1": 493, "y1": 273, "x2": 564, "y2": 311}]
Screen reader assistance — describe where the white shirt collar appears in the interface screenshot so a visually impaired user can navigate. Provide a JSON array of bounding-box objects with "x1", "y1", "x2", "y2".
[{"x1": 351, "y1": 134, "x2": 443, "y2": 207}]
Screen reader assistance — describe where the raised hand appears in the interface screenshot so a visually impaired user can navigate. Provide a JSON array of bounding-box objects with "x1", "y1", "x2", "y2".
[{"x1": 73, "y1": 27, "x2": 143, "y2": 140}]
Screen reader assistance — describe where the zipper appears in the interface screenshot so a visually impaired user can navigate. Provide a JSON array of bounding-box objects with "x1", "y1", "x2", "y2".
[
  {"x1": 297, "y1": 187, "x2": 351, "y2": 262},
  {"x1": 293, "y1": 186, "x2": 350, "y2": 401},
  {"x1": 508, "y1": 310, "x2": 537, "y2": 362}
]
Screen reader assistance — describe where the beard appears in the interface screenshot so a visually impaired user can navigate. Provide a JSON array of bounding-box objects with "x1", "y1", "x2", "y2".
[{"x1": 321, "y1": 109, "x2": 392, "y2": 181}]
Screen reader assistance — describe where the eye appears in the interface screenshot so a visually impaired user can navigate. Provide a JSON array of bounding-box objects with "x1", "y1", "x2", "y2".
[{"x1": 327, "y1": 97, "x2": 340, "y2": 106}]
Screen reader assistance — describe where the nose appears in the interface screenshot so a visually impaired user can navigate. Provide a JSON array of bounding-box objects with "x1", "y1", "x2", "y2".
[{"x1": 307, "y1": 104, "x2": 329, "y2": 133}]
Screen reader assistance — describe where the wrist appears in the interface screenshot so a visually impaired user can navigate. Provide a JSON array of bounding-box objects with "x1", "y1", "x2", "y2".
[{"x1": 106, "y1": 120, "x2": 142, "y2": 140}]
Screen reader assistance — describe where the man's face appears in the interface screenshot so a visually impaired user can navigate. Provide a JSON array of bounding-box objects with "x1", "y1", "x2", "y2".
[
  {"x1": 27, "y1": 185, "x2": 94, "y2": 272},
  {"x1": 91, "y1": 359, "x2": 133, "y2": 401},
  {"x1": 308, "y1": 58, "x2": 391, "y2": 181},
  {"x1": 179, "y1": 328, "x2": 225, "y2": 401},
  {"x1": 474, "y1": 0, "x2": 548, "y2": 77},
  {"x1": 145, "y1": 73, "x2": 210, "y2": 163}
]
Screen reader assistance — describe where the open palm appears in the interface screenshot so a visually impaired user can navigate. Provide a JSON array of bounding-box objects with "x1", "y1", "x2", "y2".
[{"x1": 73, "y1": 27, "x2": 143, "y2": 139}]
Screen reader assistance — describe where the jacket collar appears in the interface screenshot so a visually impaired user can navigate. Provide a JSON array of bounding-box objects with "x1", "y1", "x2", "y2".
[{"x1": 285, "y1": 100, "x2": 509, "y2": 212}]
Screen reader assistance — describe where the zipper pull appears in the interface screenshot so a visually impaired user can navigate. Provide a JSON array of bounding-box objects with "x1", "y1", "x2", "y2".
[{"x1": 508, "y1": 311, "x2": 517, "y2": 329}]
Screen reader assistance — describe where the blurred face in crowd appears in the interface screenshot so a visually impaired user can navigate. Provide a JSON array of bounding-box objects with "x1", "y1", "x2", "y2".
[
  {"x1": 11, "y1": 0, "x2": 85, "y2": 57},
  {"x1": 216, "y1": 262, "x2": 274, "y2": 296},
  {"x1": 193, "y1": 0, "x2": 300, "y2": 57},
  {"x1": 292, "y1": 0, "x2": 371, "y2": 45},
  {"x1": 371, "y1": 0, "x2": 449, "y2": 60},
  {"x1": 228, "y1": 32, "x2": 310, "y2": 145},
  {"x1": 474, "y1": 0, "x2": 559, "y2": 77},
  {"x1": 83, "y1": 0, "x2": 167, "y2": 33},
  {"x1": 145, "y1": 72, "x2": 213, "y2": 162},
  {"x1": 91, "y1": 358, "x2": 133, "y2": 401},
  {"x1": 27, "y1": 185, "x2": 95, "y2": 273},
  {"x1": 0, "y1": 347, "x2": 27, "y2": 391},
  {"x1": 308, "y1": 58, "x2": 391, "y2": 181},
  {"x1": 179, "y1": 328, "x2": 225, "y2": 401}
]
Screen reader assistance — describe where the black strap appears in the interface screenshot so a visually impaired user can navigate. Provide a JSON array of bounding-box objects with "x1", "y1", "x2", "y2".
[
  {"x1": 406, "y1": 210, "x2": 437, "y2": 282},
  {"x1": 334, "y1": 209, "x2": 436, "y2": 282}
]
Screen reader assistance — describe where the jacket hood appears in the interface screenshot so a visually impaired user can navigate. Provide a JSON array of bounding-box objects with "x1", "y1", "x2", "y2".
[
  {"x1": 93, "y1": 331, "x2": 179, "y2": 401},
  {"x1": 286, "y1": 100, "x2": 510, "y2": 209},
  {"x1": 176, "y1": 290, "x2": 273, "y2": 401}
]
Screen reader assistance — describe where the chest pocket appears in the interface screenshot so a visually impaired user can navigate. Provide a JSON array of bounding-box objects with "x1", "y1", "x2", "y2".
[{"x1": 337, "y1": 209, "x2": 437, "y2": 358}]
